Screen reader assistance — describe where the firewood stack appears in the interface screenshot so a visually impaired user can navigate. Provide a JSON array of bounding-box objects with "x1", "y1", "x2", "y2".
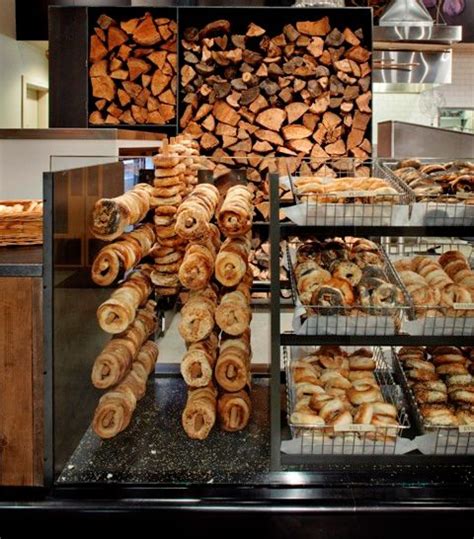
[
  {"x1": 179, "y1": 16, "x2": 372, "y2": 209},
  {"x1": 89, "y1": 12, "x2": 177, "y2": 126}
]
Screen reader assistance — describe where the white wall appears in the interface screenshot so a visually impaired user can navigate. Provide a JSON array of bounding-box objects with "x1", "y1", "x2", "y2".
[
  {"x1": 0, "y1": 0, "x2": 49, "y2": 128},
  {"x1": 374, "y1": 49, "x2": 474, "y2": 144}
]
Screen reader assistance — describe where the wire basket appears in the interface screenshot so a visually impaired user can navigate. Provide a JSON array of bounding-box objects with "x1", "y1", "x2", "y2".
[
  {"x1": 284, "y1": 346, "x2": 411, "y2": 455},
  {"x1": 0, "y1": 199, "x2": 43, "y2": 246},
  {"x1": 287, "y1": 240, "x2": 411, "y2": 336},
  {"x1": 386, "y1": 239, "x2": 474, "y2": 336},
  {"x1": 382, "y1": 158, "x2": 474, "y2": 226},
  {"x1": 285, "y1": 159, "x2": 414, "y2": 227},
  {"x1": 392, "y1": 348, "x2": 474, "y2": 455}
]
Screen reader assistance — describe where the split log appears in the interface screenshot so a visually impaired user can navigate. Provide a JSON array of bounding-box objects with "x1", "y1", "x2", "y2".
[{"x1": 88, "y1": 11, "x2": 177, "y2": 125}]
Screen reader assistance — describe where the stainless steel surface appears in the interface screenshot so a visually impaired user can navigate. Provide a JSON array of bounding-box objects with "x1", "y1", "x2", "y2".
[
  {"x1": 294, "y1": 0, "x2": 344, "y2": 5},
  {"x1": 373, "y1": 50, "x2": 452, "y2": 92},
  {"x1": 379, "y1": 0, "x2": 433, "y2": 27},
  {"x1": 374, "y1": 25, "x2": 462, "y2": 44},
  {"x1": 377, "y1": 121, "x2": 474, "y2": 159}
]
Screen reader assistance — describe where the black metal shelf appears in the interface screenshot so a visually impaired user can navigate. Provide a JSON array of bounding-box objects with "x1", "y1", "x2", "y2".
[
  {"x1": 279, "y1": 333, "x2": 474, "y2": 347},
  {"x1": 280, "y1": 224, "x2": 474, "y2": 238}
]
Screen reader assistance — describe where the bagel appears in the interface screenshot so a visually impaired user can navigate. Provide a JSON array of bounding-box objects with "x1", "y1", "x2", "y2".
[{"x1": 347, "y1": 383, "x2": 381, "y2": 405}]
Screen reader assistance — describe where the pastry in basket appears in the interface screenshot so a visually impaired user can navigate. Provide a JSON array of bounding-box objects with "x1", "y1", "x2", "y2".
[
  {"x1": 290, "y1": 346, "x2": 401, "y2": 442},
  {"x1": 294, "y1": 237, "x2": 403, "y2": 315},
  {"x1": 393, "y1": 160, "x2": 474, "y2": 202},
  {"x1": 395, "y1": 250, "x2": 474, "y2": 318}
]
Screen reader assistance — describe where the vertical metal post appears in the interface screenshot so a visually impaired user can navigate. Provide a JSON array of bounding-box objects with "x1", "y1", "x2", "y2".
[
  {"x1": 43, "y1": 172, "x2": 54, "y2": 486},
  {"x1": 269, "y1": 171, "x2": 281, "y2": 472}
]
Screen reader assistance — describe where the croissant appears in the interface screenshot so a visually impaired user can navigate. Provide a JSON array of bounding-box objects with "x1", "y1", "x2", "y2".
[
  {"x1": 90, "y1": 184, "x2": 153, "y2": 241},
  {"x1": 91, "y1": 224, "x2": 156, "y2": 286},
  {"x1": 218, "y1": 390, "x2": 252, "y2": 432},
  {"x1": 92, "y1": 340, "x2": 159, "y2": 439},
  {"x1": 91, "y1": 301, "x2": 157, "y2": 388},
  {"x1": 217, "y1": 185, "x2": 253, "y2": 237},
  {"x1": 97, "y1": 267, "x2": 152, "y2": 334},
  {"x1": 181, "y1": 384, "x2": 217, "y2": 440}
]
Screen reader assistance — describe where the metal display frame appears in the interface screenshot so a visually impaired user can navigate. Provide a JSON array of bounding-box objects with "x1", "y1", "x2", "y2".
[{"x1": 40, "y1": 165, "x2": 474, "y2": 494}]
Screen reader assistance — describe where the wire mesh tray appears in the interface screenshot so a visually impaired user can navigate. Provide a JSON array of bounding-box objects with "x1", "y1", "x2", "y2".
[
  {"x1": 382, "y1": 158, "x2": 474, "y2": 226},
  {"x1": 387, "y1": 240, "x2": 474, "y2": 336},
  {"x1": 284, "y1": 346, "x2": 411, "y2": 455},
  {"x1": 284, "y1": 158, "x2": 413, "y2": 227},
  {"x1": 392, "y1": 348, "x2": 474, "y2": 455},
  {"x1": 287, "y1": 240, "x2": 411, "y2": 336}
]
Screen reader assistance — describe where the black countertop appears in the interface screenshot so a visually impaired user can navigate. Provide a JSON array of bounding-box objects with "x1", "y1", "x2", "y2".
[{"x1": 0, "y1": 246, "x2": 43, "y2": 277}]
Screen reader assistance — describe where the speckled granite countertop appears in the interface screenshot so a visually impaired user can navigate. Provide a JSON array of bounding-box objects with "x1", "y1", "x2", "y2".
[
  {"x1": 58, "y1": 377, "x2": 270, "y2": 485},
  {"x1": 0, "y1": 246, "x2": 42, "y2": 277}
]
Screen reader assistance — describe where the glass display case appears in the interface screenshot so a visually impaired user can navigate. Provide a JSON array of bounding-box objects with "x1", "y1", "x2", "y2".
[{"x1": 43, "y1": 155, "x2": 473, "y2": 506}]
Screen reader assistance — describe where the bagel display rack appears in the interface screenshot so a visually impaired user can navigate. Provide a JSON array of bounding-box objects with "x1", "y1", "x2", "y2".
[{"x1": 268, "y1": 160, "x2": 474, "y2": 466}]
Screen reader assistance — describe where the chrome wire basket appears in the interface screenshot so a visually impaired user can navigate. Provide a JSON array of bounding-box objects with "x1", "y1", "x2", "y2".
[
  {"x1": 284, "y1": 346, "x2": 411, "y2": 455},
  {"x1": 286, "y1": 158, "x2": 414, "y2": 227},
  {"x1": 382, "y1": 158, "x2": 474, "y2": 227},
  {"x1": 287, "y1": 240, "x2": 412, "y2": 336},
  {"x1": 393, "y1": 348, "x2": 474, "y2": 455},
  {"x1": 386, "y1": 239, "x2": 474, "y2": 336}
]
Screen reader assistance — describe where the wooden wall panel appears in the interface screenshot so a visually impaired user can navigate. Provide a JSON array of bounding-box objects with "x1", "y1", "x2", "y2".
[{"x1": 0, "y1": 277, "x2": 43, "y2": 486}]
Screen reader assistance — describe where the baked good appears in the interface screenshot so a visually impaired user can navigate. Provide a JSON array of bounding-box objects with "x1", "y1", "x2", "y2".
[
  {"x1": 97, "y1": 265, "x2": 153, "y2": 334},
  {"x1": 92, "y1": 300, "x2": 157, "y2": 388},
  {"x1": 92, "y1": 223, "x2": 157, "y2": 286},
  {"x1": 181, "y1": 384, "x2": 217, "y2": 440},
  {"x1": 215, "y1": 236, "x2": 251, "y2": 287},
  {"x1": 90, "y1": 183, "x2": 153, "y2": 241},
  {"x1": 217, "y1": 184, "x2": 253, "y2": 237},
  {"x1": 215, "y1": 329, "x2": 251, "y2": 392},
  {"x1": 175, "y1": 183, "x2": 219, "y2": 241},
  {"x1": 92, "y1": 340, "x2": 158, "y2": 439},
  {"x1": 217, "y1": 390, "x2": 252, "y2": 432},
  {"x1": 178, "y1": 287, "x2": 216, "y2": 343},
  {"x1": 180, "y1": 333, "x2": 219, "y2": 388}
]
